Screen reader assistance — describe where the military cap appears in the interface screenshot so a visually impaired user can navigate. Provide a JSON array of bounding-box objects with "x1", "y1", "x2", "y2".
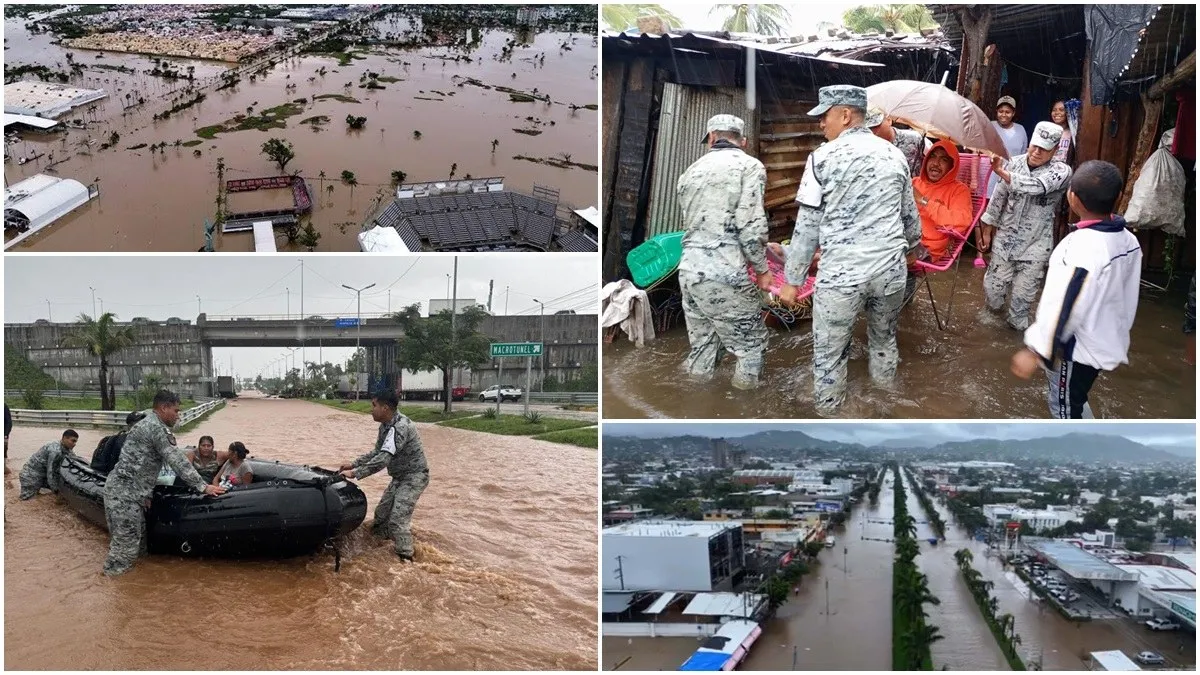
[
  {"x1": 700, "y1": 114, "x2": 745, "y2": 144},
  {"x1": 807, "y1": 85, "x2": 868, "y2": 116}
]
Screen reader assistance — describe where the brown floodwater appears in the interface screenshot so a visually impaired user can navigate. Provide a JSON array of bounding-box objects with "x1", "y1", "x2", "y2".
[
  {"x1": 603, "y1": 269, "x2": 1196, "y2": 419},
  {"x1": 4, "y1": 393, "x2": 597, "y2": 670},
  {"x1": 4, "y1": 13, "x2": 597, "y2": 252}
]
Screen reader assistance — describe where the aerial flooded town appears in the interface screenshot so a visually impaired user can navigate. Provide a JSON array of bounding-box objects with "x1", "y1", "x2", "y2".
[
  {"x1": 3, "y1": 3, "x2": 599, "y2": 252},
  {"x1": 602, "y1": 423, "x2": 1197, "y2": 672}
]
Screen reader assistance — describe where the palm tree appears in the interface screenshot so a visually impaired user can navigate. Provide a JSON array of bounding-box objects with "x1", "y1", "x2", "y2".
[
  {"x1": 842, "y1": 4, "x2": 937, "y2": 35},
  {"x1": 998, "y1": 613, "x2": 1016, "y2": 640},
  {"x1": 341, "y1": 170, "x2": 357, "y2": 202},
  {"x1": 954, "y1": 547, "x2": 974, "y2": 569},
  {"x1": 601, "y1": 4, "x2": 682, "y2": 31},
  {"x1": 60, "y1": 313, "x2": 137, "y2": 411},
  {"x1": 709, "y1": 4, "x2": 792, "y2": 36}
]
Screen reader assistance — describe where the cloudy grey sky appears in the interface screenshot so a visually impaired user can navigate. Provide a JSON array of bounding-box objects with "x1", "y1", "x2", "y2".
[
  {"x1": 4, "y1": 255, "x2": 596, "y2": 378},
  {"x1": 604, "y1": 422, "x2": 1197, "y2": 451}
]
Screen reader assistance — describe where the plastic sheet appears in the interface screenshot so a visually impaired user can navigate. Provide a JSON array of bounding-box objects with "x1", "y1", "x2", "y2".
[
  {"x1": 1084, "y1": 5, "x2": 1158, "y2": 105},
  {"x1": 1125, "y1": 128, "x2": 1187, "y2": 237}
]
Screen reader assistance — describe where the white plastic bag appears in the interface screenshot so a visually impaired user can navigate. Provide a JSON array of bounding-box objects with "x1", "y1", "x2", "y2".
[{"x1": 1125, "y1": 128, "x2": 1186, "y2": 236}]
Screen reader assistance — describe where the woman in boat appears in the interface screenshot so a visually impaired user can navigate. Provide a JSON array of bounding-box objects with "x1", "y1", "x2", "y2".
[
  {"x1": 213, "y1": 441, "x2": 253, "y2": 489},
  {"x1": 185, "y1": 435, "x2": 224, "y2": 484}
]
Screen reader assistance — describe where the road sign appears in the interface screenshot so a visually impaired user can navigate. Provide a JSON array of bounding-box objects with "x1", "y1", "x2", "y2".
[
  {"x1": 335, "y1": 318, "x2": 360, "y2": 328},
  {"x1": 490, "y1": 342, "x2": 543, "y2": 357}
]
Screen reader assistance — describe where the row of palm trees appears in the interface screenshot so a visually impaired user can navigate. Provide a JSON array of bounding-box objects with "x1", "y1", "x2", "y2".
[
  {"x1": 600, "y1": 4, "x2": 936, "y2": 37},
  {"x1": 890, "y1": 462, "x2": 942, "y2": 671},
  {"x1": 954, "y1": 548, "x2": 1028, "y2": 670},
  {"x1": 905, "y1": 468, "x2": 947, "y2": 538}
]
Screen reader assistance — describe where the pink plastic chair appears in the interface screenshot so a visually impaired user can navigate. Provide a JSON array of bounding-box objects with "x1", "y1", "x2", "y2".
[
  {"x1": 746, "y1": 247, "x2": 816, "y2": 308},
  {"x1": 910, "y1": 152, "x2": 992, "y2": 329}
]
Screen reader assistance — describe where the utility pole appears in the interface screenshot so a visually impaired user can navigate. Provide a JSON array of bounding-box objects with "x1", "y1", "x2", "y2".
[
  {"x1": 46, "y1": 299, "x2": 51, "y2": 321},
  {"x1": 196, "y1": 294, "x2": 202, "y2": 316},
  {"x1": 299, "y1": 258, "x2": 304, "y2": 387},
  {"x1": 535, "y1": 299, "x2": 545, "y2": 392},
  {"x1": 342, "y1": 282, "x2": 375, "y2": 400},
  {"x1": 615, "y1": 555, "x2": 626, "y2": 590},
  {"x1": 487, "y1": 279, "x2": 493, "y2": 313},
  {"x1": 505, "y1": 286, "x2": 509, "y2": 315},
  {"x1": 446, "y1": 256, "x2": 458, "y2": 412},
  {"x1": 89, "y1": 286, "x2": 97, "y2": 317},
  {"x1": 286, "y1": 287, "x2": 290, "y2": 318}
]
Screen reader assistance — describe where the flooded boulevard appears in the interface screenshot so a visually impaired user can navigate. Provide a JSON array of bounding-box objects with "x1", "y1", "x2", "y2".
[
  {"x1": 603, "y1": 269, "x2": 1194, "y2": 419},
  {"x1": 5, "y1": 394, "x2": 597, "y2": 670},
  {"x1": 5, "y1": 10, "x2": 597, "y2": 251}
]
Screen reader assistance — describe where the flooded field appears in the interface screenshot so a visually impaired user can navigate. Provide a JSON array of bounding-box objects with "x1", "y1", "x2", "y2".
[
  {"x1": 603, "y1": 269, "x2": 1195, "y2": 419},
  {"x1": 4, "y1": 9, "x2": 597, "y2": 251},
  {"x1": 4, "y1": 394, "x2": 597, "y2": 670}
]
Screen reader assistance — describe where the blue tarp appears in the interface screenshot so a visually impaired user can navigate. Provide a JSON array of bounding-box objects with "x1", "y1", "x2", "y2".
[{"x1": 679, "y1": 651, "x2": 731, "y2": 671}]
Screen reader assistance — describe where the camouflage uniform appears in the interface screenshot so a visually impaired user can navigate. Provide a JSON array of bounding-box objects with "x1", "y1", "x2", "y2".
[
  {"x1": 18, "y1": 440, "x2": 68, "y2": 500},
  {"x1": 102, "y1": 410, "x2": 208, "y2": 576},
  {"x1": 866, "y1": 108, "x2": 925, "y2": 177},
  {"x1": 351, "y1": 411, "x2": 429, "y2": 559},
  {"x1": 676, "y1": 113, "x2": 770, "y2": 389},
  {"x1": 789, "y1": 87, "x2": 922, "y2": 415},
  {"x1": 981, "y1": 127, "x2": 1073, "y2": 330},
  {"x1": 191, "y1": 453, "x2": 222, "y2": 484}
]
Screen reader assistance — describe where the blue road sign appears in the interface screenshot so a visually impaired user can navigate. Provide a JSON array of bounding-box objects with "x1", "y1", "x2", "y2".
[{"x1": 335, "y1": 318, "x2": 360, "y2": 328}]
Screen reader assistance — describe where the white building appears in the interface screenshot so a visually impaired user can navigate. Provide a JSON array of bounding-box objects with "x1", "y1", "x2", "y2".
[
  {"x1": 4, "y1": 81, "x2": 107, "y2": 118},
  {"x1": 4, "y1": 173, "x2": 96, "y2": 250},
  {"x1": 602, "y1": 520, "x2": 744, "y2": 592},
  {"x1": 983, "y1": 504, "x2": 1081, "y2": 531}
]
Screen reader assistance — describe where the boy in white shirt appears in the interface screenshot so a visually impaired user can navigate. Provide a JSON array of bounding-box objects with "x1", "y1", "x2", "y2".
[{"x1": 1010, "y1": 160, "x2": 1142, "y2": 418}]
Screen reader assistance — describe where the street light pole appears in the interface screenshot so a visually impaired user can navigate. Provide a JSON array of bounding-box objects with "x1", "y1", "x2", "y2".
[
  {"x1": 299, "y1": 258, "x2": 305, "y2": 387},
  {"x1": 196, "y1": 294, "x2": 201, "y2": 316},
  {"x1": 342, "y1": 282, "x2": 376, "y2": 400},
  {"x1": 286, "y1": 287, "x2": 290, "y2": 319},
  {"x1": 446, "y1": 257, "x2": 458, "y2": 413},
  {"x1": 532, "y1": 299, "x2": 545, "y2": 392},
  {"x1": 89, "y1": 286, "x2": 97, "y2": 317},
  {"x1": 46, "y1": 299, "x2": 51, "y2": 322}
]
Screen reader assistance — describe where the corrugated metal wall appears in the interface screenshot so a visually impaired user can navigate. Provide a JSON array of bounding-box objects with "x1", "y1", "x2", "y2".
[{"x1": 644, "y1": 84, "x2": 758, "y2": 238}]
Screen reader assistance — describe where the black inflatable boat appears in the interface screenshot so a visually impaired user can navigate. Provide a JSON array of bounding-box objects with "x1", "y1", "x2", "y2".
[{"x1": 58, "y1": 453, "x2": 367, "y2": 559}]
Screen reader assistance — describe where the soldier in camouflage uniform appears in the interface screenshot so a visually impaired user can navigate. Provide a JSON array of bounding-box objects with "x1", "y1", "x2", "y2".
[
  {"x1": 339, "y1": 389, "x2": 429, "y2": 561},
  {"x1": 675, "y1": 113, "x2": 774, "y2": 390},
  {"x1": 982, "y1": 120, "x2": 1073, "y2": 330},
  {"x1": 18, "y1": 429, "x2": 79, "y2": 500},
  {"x1": 781, "y1": 86, "x2": 921, "y2": 415},
  {"x1": 866, "y1": 107, "x2": 927, "y2": 178},
  {"x1": 102, "y1": 391, "x2": 225, "y2": 576}
]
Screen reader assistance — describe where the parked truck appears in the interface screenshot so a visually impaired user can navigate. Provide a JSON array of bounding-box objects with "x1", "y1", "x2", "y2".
[
  {"x1": 217, "y1": 376, "x2": 237, "y2": 399},
  {"x1": 398, "y1": 368, "x2": 470, "y2": 401},
  {"x1": 336, "y1": 373, "x2": 371, "y2": 398}
]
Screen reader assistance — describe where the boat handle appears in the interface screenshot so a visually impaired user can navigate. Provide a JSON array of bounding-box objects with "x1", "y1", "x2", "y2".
[{"x1": 181, "y1": 541, "x2": 192, "y2": 554}]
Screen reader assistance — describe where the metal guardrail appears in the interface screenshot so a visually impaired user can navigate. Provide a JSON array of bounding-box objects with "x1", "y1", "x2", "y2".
[
  {"x1": 10, "y1": 399, "x2": 225, "y2": 429},
  {"x1": 525, "y1": 392, "x2": 598, "y2": 405},
  {"x1": 5, "y1": 390, "x2": 218, "y2": 403}
]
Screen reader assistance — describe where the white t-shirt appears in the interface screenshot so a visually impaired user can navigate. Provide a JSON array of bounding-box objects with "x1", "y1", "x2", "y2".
[{"x1": 988, "y1": 121, "x2": 1029, "y2": 197}]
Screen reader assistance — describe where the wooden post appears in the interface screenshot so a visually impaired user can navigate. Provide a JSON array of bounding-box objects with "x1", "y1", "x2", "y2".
[
  {"x1": 603, "y1": 57, "x2": 655, "y2": 282},
  {"x1": 1075, "y1": 44, "x2": 1104, "y2": 166}
]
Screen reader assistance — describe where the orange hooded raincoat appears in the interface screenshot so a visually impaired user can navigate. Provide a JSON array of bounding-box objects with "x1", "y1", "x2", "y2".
[{"x1": 913, "y1": 139, "x2": 974, "y2": 260}]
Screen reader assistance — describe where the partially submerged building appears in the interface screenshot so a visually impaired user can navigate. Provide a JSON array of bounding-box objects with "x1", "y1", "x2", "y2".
[
  {"x1": 3, "y1": 81, "x2": 107, "y2": 118},
  {"x1": 4, "y1": 173, "x2": 98, "y2": 250},
  {"x1": 366, "y1": 177, "x2": 598, "y2": 252}
]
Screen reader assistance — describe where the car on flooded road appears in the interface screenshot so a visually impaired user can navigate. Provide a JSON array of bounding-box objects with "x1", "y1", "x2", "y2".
[
  {"x1": 1144, "y1": 617, "x2": 1180, "y2": 631},
  {"x1": 1136, "y1": 651, "x2": 1166, "y2": 665}
]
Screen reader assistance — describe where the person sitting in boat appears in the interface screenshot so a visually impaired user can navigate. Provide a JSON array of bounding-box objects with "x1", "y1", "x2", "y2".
[
  {"x1": 19, "y1": 429, "x2": 79, "y2": 500},
  {"x1": 213, "y1": 441, "x2": 253, "y2": 489},
  {"x1": 186, "y1": 435, "x2": 225, "y2": 484},
  {"x1": 912, "y1": 140, "x2": 973, "y2": 262},
  {"x1": 91, "y1": 412, "x2": 146, "y2": 474}
]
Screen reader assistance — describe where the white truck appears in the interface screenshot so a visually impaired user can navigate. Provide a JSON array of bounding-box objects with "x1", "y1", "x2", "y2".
[
  {"x1": 398, "y1": 368, "x2": 470, "y2": 401},
  {"x1": 336, "y1": 373, "x2": 370, "y2": 397}
]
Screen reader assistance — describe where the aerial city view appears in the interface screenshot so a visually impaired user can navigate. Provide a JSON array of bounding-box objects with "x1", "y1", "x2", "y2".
[
  {"x1": 3, "y1": 3, "x2": 599, "y2": 252},
  {"x1": 602, "y1": 423, "x2": 1196, "y2": 672}
]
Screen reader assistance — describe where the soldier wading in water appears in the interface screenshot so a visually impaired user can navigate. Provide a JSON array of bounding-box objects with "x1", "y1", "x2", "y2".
[
  {"x1": 103, "y1": 390, "x2": 225, "y2": 576},
  {"x1": 338, "y1": 389, "x2": 429, "y2": 562}
]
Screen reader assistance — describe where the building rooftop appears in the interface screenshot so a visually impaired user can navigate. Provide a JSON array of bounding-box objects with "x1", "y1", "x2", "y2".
[
  {"x1": 4, "y1": 81, "x2": 107, "y2": 118},
  {"x1": 3, "y1": 113, "x2": 59, "y2": 130},
  {"x1": 682, "y1": 593, "x2": 766, "y2": 618},
  {"x1": 1089, "y1": 650, "x2": 1142, "y2": 671},
  {"x1": 1113, "y1": 565, "x2": 1196, "y2": 591},
  {"x1": 1160, "y1": 553, "x2": 1196, "y2": 572},
  {"x1": 1027, "y1": 540, "x2": 1140, "y2": 581},
  {"x1": 603, "y1": 520, "x2": 737, "y2": 537}
]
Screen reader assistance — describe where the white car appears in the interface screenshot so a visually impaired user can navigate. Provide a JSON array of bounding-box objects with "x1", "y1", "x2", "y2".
[
  {"x1": 1136, "y1": 651, "x2": 1165, "y2": 665},
  {"x1": 1145, "y1": 618, "x2": 1180, "y2": 631},
  {"x1": 479, "y1": 384, "x2": 523, "y2": 403}
]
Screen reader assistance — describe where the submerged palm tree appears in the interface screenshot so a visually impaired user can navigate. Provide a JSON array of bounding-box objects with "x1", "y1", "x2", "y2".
[
  {"x1": 59, "y1": 313, "x2": 137, "y2": 410},
  {"x1": 601, "y1": 4, "x2": 682, "y2": 32},
  {"x1": 710, "y1": 4, "x2": 792, "y2": 36}
]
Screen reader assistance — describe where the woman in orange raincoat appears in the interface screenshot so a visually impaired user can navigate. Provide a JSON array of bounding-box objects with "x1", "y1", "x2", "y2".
[{"x1": 912, "y1": 139, "x2": 973, "y2": 261}]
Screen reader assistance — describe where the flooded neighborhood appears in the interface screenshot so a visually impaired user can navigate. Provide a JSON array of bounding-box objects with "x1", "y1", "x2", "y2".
[{"x1": 4, "y1": 4, "x2": 599, "y2": 252}]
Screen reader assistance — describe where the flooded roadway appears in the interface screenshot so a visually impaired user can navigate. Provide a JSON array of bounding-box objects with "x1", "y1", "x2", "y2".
[
  {"x1": 929, "y1": 485, "x2": 1196, "y2": 670},
  {"x1": 5, "y1": 12, "x2": 597, "y2": 251},
  {"x1": 4, "y1": 393, "x2": 597, "y2": 670},
  {"x1": 603, "y1": 269, "x2": 1195, "y2": 419}
]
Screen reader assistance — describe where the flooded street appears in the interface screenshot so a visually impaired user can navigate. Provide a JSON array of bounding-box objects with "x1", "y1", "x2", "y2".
[
  {"x1": 603, "y1": 269, "x2": 1195, "y2": 419},
  {"x1": 5, "y1": 11, "x2": 597, "y2": 251},
  {"x1": 4, "y1": 394, "x2": 597, "y2": 670},
  {"x1": 930, "y1": 494, "x2": 1196, "y2": 670}
]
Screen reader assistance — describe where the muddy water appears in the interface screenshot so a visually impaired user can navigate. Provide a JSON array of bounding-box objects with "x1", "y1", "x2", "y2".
[
  {"x1": 901, "y1": 471, "x2": 1010, "y2": 670},
  {"x1": 5, "y1": 14, "x2": 597, "y2": 252},
  {"x1": 4, "y1": 394, "x2": 597, "y2": 670},
  {"x1": 930, "y1": 493, "x2": 1196, "y2": 670},
  {"x1": 603, "y1": 270, "x2": 1195, "y2": 419}
]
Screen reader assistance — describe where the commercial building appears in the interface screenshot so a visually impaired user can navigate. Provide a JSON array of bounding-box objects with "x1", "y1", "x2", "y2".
[
  {"x1": 4, "y1": 81, "x2": 107, "y2": 118},
  {"x1": 602, "y1": 520, "x2": 744, "y2": 592},
  {"x1": 4, "y1": 174, "x2": 97, "y2": 250},
  {"x1": 984, "y1": 504, "x2": 1081, "y2": 531}
]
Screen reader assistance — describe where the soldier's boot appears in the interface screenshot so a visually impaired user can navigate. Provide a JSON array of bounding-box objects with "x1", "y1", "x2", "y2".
[{"x1": 730, "y1": 357, "x2": 761, "y2": 390}]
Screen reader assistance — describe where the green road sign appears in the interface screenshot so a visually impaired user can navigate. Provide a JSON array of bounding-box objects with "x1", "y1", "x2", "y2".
[{"x1": 490, "y1": 342, "x2": 543, "y2": 357}]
